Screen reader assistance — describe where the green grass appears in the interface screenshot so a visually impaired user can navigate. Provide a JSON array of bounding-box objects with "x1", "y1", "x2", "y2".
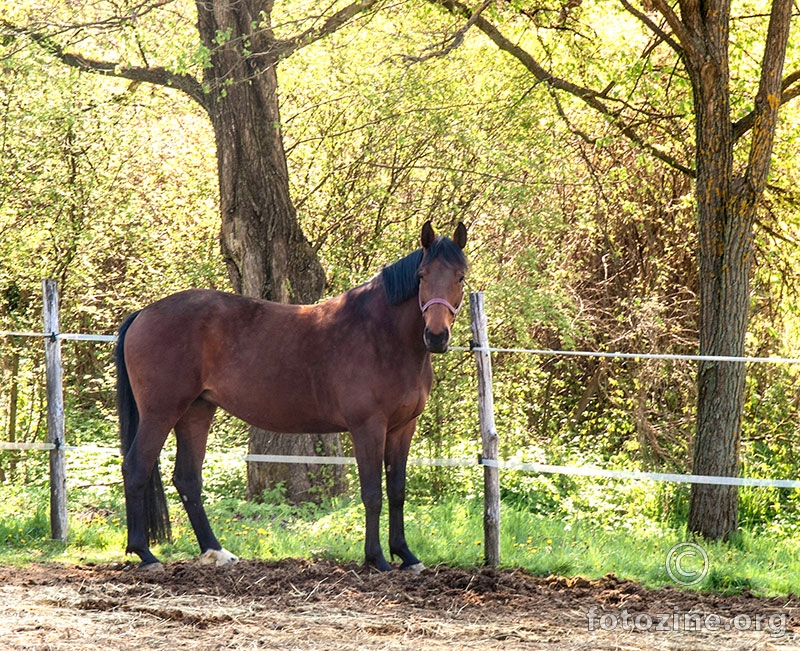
[
  {"x1": 2, "y1": 480, "x2": 800, "y2": 597},
  {"x1": 2, "y1": 447, "x2": 799, "y2": 595}
]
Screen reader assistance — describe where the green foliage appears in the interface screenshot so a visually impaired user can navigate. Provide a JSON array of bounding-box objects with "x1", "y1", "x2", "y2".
[
  {"x1": 0, "y1": 29, "x2": 225, "y2": 480},
  {"x1": 3, "y1": 458, "x2": 800, "y2": 596}
]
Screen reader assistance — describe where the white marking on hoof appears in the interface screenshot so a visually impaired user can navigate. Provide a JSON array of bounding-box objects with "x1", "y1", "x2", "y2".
[
  {"x1": 138, "y1": 562, "x2": 164, "y2": 573},
  {"x1": 198, "y1": 548, "x2": 239, "y2": 566},
  {"x1": 404, "y1": 562, "x2": 425, "y2": 574}
]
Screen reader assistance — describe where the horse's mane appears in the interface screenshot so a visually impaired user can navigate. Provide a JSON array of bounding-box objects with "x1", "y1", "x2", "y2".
[
  {"x1": 380, "y1": 236, "x2": 467, "y2": 306},
  {"x1": 381, "y1": 249, "x2": 424, "y2": 305}
]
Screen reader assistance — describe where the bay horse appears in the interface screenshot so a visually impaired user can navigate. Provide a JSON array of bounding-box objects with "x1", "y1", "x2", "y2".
[{"x1": 116, "y1": 221, "x2": 468, "y2": 571}]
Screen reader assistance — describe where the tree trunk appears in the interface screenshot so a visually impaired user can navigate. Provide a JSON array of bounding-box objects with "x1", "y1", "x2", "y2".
[
  {"x1": 681, "y1": 5, "x2": 741, "y2": 539},
  {"x1": 246, "y1": 431, "x2": 348, "y2": 503},
  {"x1": 684, "y1": 0, "x2": 792, "y2": 539},
  {"x1": 196, "y1": 0, "x2": 345, "y2": 503}
]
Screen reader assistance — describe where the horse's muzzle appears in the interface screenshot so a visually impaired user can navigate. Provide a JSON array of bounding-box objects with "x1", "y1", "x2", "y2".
[{"x1": 424, "y1": 327, "x2": 450, "y2": 354}]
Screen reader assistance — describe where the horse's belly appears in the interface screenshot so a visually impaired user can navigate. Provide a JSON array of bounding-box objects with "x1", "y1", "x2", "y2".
[
  {"x1": 203, "y1": 352, "x2": 430, "y2": 436},
  {"x1": 203, "y1": 388, "x2": 346, "y2": 435}
]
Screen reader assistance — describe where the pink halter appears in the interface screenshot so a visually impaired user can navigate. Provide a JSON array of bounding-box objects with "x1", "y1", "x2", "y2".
[{"x1": 419, "y1": 294, "x2": 464, "y2": 317}]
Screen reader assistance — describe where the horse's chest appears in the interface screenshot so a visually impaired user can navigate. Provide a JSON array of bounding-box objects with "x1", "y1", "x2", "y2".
[
  {"x1": 335, "y1": 347, "x2": 432, "y2": 429},
  {"x1": 385, "y1": 364, "x2": 432, "y2": 424}
]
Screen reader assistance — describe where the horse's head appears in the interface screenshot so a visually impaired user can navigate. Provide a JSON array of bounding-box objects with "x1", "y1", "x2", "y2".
[{"x1": 418, "y1": 221, "x2": 468, "y2": 353}]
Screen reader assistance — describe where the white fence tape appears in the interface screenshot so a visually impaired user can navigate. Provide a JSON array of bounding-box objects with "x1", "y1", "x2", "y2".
[
  {"x1": 0, "y1": 442, "x2": 120, "y2": 454},
  {"x1": 246, "y1": 454, "x2": 356, "y2": 466},
  {"x1": 57, "y1": 333, "x2": 117, "y2": 342},
  {"x1": 480, "y1": 459, "x2": 800, "y2": 489},
  {"x1": 243, "y1": 454, "x2": 800, "y2": 489},
  {"x1": 4, "y1": 329, "x2": 800, "y2": 361},
  {"x1": 0, "y1": 331, "x2": 116, "y2": 342},
  {"x1": 4, "y1": 329, "x2": 800, "y2": 362},
  {"x1": 454, "y1": 345, "x2": 800, "y2": 365},
  {"x1": 2, "y1": 445, "x2": 798, "y2": 489},
  {"x1": 0, "y1": 442, "x2": 56, "y2": 451},
  {"x1": 0, "y1": 330, "x2": 50, "y2": 339}
]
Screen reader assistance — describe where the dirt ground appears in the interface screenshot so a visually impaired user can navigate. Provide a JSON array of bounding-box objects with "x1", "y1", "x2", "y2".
[{"x1": 0, "y1": 559, "x2": 798, "y2": 650}]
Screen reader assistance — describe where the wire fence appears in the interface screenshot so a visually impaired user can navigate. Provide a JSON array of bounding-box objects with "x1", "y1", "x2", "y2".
[
  {"x1": 0, "y1": 330, "x2": 800, "y2": 488},
  {"x1": 3, "y1": 305, "x2": 800, "y2": 489},
  {"x1": 3, "y1": 282, "x2": 800, "y2": 551},
  {"x1": 453, "y1": 344, "x2": 800, "y2": 365}
]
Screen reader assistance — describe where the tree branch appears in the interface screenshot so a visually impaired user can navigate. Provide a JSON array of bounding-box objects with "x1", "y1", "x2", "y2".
[
  {"x1": 742, "y1": 0, "x2": 793, "y2": 196},
  {"x1": 3, "y1": 21, "x2": 208, "y2": 110},
  {"x1": 19, "y1": 0, "x2": 175, "y2": 38},
  {"x1": 648, "y1": 0, "x2": 703, "y2": 64},
  {"x1": 402, "y1": 0, "x2": 492, "y2": 64},
  {"x1": 618, "y1": 0, "x2": 683, "y2": 59},
  {"x1": 263, "y1": 0, "x2": 383, "y2": 61},
  {"x1": 732, "y1": 69, "x2": 800, "y2": 141},
  {"x1": 430, "y1": 0, "x2": 695, "y2": 177}
]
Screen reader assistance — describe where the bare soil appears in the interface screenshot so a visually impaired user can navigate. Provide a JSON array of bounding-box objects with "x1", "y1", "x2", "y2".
[{"x1": 0, "y1": 559, "x2": 798, "y2": 650}]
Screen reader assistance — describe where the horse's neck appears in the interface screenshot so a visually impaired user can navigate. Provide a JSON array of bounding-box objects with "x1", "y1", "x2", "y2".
[
  {"x1": 356, "y1": 281, "x2": 429, "y2": 357},
  {"x1": 382, "y1": 291, "x2": 430, "y2": 357}
]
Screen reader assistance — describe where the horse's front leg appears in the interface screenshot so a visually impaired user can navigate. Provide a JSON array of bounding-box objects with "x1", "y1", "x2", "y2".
[
  {"x1": 385, "y1": 419, "x2": 424, "y2": 573},
  {"x1": 351, "y1": 418, "x2": 392, "y2": 572}
]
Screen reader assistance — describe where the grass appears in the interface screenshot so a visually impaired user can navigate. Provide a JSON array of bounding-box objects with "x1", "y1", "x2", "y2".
[
  {"x1": 1, "y1": 447, "x2": 799, "y2": 595},
  {"x1": 2, "y1": 478, "x2": 800, "y2": 597}
]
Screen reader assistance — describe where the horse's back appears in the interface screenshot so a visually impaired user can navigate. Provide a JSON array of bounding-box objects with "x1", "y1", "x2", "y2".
[
  {"x1": 127, "y1": 289, "x2": 319, "y2": 345},
  {"x1": 122, "y1": 289, "x2": 351, "y2": 432}
]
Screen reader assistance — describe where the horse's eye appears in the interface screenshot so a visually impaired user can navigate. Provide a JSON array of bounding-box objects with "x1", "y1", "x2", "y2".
[{"x1": 459, "y1": 275, "x2": 465, "y2": 283}]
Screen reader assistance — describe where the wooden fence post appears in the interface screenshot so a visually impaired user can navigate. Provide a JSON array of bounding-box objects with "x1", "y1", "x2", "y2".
[
  {"x1": 43, "y1": 279, "x2": 68, "y2": 542},
  {"x1": 469, "y1": 292, "x2": 500, "y2": 567}
]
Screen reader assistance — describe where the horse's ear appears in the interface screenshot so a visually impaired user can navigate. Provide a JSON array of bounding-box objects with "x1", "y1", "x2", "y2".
[
  {"x1": 453, "y1": 222, "x2": 467, "y2": 250},
  {"x1": 421, "y1": 221, "x2": 436, "y2": 249}
]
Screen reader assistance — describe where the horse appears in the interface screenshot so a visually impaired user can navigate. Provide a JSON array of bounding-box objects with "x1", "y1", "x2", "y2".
[{"x1": 115, "y1": 221, "x2": 468, "y2": 572}]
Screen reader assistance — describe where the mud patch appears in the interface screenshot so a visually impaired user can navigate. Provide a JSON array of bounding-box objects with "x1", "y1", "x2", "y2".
[{"x1": 0, "y1": 559, "x2": 797, "y2": 649}]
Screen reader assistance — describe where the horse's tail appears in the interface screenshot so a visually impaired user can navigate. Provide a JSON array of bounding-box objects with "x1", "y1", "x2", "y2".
[{"x1": 116, "y1": 311, "x2": 172, "y2": 544}]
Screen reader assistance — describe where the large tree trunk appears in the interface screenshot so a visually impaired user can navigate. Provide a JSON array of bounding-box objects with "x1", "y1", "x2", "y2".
[
  {"x1": 196, "y1": 0, "x2": 346, "y2": 503},
  {"x1": 683, "y1": 0, "x2": 792, "y2": 539},
  {"x1": 682, "y1": 3, "x2": 742, "y2": 540}
]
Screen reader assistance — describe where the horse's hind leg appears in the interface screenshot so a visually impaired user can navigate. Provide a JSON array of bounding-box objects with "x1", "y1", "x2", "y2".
[
  {"x1": 123, "y1": 417, "x2": 173, "y2": 567},
  {"x1": 172, "y1": 399, "x2": 238, "y2": 566}
]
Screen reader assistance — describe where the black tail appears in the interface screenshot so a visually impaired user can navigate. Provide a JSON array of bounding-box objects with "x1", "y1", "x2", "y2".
[{"x1": 116, "y1": 311, "x2": 171, "y2": 544}]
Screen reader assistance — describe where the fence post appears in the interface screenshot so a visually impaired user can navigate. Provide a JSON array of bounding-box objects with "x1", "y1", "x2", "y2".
[
  {"x1": 469, "y1": 291, "x2": 500, "y2": 567},
  {"x1": 43, "y1": 279, "x2": 68, "y2": 543}
]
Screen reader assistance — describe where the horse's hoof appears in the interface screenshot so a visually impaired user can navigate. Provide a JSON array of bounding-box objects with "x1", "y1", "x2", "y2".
[
  {"x1": 367, "y1": 558, "x2": 393, "y2": 573},
  {"x1": 137, "y1": 561, "x2": 164, "y2": 573},
  {"x1": 402, "y1": 562, "x2": 425, "y2": 574},
  {"x1": 199, "y1": 548, "x2": 239, "y2": 566}
]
